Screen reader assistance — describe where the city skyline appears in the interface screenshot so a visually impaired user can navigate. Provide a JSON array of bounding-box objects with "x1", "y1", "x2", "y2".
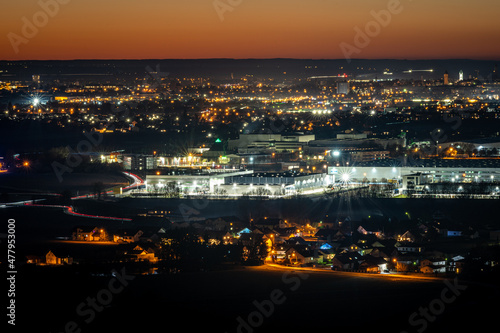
[{"x1": 2, "y1": 0, "x2": 500, "y2": 60}]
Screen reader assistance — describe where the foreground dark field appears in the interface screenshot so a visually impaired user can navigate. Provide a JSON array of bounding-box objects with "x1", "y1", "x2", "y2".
[
  {"x1": 11, "y1": 264, "x2": 497, "y2": 333},
  {"x1": 0, "y1": 172, "x2": 130, "y2": 195}
]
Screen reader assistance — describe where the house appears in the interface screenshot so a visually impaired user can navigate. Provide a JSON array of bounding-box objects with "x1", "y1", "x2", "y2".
[
  {"x1": 441, "y1": 229, "x2": 462, "y2": 237},
  {"x1": 346, "y1": 243, "x2": 361, "y2": 253},
  {"x1": 238, "y1": 232, "x2": 263, "y2": 247},
  {"x1": 45, "y1": 250, "x2": 73, "y2": 265},
  {"x1": 113, "y1": 229, "x2": 143, "y2": 243},
  {"x1": 331, "y1": 252, "x2": 362, "y2": 270},
  {"x1": 126, "y1": 245, "x2": 158, "y2": 263},
  {"x1": 359, "y1": 256, "x2": 388, "y2": 273},
  {"x1": 236, "y1": 228, "x2": 252, "y2": 236},
  {"x1": 271, "y1": 245, "x2": 288, "y2": 262},
  {"x1": 26, "y1": 255, "x2": 43, "y2": 265},
  {"x1": 285, "y1": 245, "x2": 317, "y2": 265},
  {"x1": 357, "y1": 225, "x2": 384, "y2": 238},
  {"x1": 139, "y1": 228, "x2": 166, "y2": 243},
  {"x1": 448, "y1": 256, "x2": 466, "y2": 274},
  {"x1": 420, "y1": 264, "x2": 445, "y2": 274},
  {"x1": 311, "y1": 221, "x2": 336, "y2": 229},
  {"x1": 222, "y1": 232, "x2": 234, "y2": 245},
  {"x1": 394, "y1": 253, "x2": 422, "y2": 272},
  {"x1": 398, "y1": 230, "x2": 417, "y2": 242},
  {"x1": 370, "y1": 247, "x2": 398, "y2": 261},
  {"x1": 315, "y1": 229, "x2": 338, "y2": 241},
  {"x1": 286, "y1": 236, "x2": 310, "y2": 246},
  {"x1": 396, "y1": 242, "x2": 424, "y2": 253},
  {"x1": 420, "y1": 258, "x2": 446, "y2": 274},
  {"x1": 72, "y1": 227, "x2": 107, "y2": 242},
  {"x1": 317, "y1": 248, "x2": 335, "y2": 262}
]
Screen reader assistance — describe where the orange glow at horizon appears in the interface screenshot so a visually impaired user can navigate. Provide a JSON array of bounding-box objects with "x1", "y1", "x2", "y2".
[{"x1": 0, "y1": 0, "x2": 499, "y2": 60}]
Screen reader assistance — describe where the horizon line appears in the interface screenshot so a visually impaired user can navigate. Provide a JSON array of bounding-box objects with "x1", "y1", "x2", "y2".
[{"x1": 1, "y1": 58, "x2": 500, "y2": 62}]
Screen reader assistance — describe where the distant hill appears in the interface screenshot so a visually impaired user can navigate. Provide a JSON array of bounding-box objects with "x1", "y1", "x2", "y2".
[{"x1": 1, "y1": 59, "x2": 498, "y2": 82}]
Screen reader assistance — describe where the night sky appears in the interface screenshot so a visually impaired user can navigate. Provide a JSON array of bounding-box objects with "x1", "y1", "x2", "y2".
[{"x1": 1, "y1": 0, "x2": 500, "y2": 60}]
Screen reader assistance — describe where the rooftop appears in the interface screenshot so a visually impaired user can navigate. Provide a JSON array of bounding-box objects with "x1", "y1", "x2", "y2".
[{"x1": 355, "y1": 158, "x2": 500, "y2": 168}]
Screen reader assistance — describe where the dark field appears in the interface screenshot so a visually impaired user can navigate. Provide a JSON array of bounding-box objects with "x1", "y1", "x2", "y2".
[
  {"x1": 0, "y1": 172, "x2": 130, "y2": 195},
  {"x1": 78, "y1": 196, "x2": 500, "y2": 232},
  {"x1": 13, "y1": 265, "x2": 498, "y2": 333}
]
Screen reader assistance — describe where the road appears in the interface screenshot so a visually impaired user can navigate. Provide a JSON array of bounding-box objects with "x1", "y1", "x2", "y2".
[{"x1": 262, "y1": 262, "x2": 444, "y2": 281}]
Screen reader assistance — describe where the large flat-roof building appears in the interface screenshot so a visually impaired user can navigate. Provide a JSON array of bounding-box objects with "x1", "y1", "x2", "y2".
[
  {"x1": 229, "y1": 133, "x2": 315, "y2": 153},
  {"x1": 221, "y1": 171, "x2": 331, "y2": 196},
  {"x1": 328, "y1": 159, "x2": 500, "y2": 189},
  {"x1": 146, "y1": 169, "x2": 253, "y2": 193}
]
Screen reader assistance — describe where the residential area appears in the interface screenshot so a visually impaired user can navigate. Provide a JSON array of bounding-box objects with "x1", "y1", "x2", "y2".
[{"x1": 24, "y1": 212, "x2": 500, "y2": 279}]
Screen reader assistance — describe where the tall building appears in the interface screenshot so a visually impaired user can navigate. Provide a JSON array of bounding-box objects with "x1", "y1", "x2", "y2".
[
  {"x1": 337, "y1": 81, "x2": 349, "y2": 95},
  {"x1": 459, "y1": 70, "x2": 464, "y2": 81},
  {"x1": 123, "y1": 154, "x2": 157, "y2": 171},
  {"x1": 443, "y1": 71, "x2": 449, "y2": 85},
  {"x1": 32, "y1": 75, "x2": 41, "y2": 85}
]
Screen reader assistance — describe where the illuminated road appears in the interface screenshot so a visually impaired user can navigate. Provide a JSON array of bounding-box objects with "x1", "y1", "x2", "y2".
[
  {"x1": 122, "y1": 171, "x2": 144, "y2": 190},
  {"x1": 262, "y1": 263, "x2": 444, "y2": 281}
]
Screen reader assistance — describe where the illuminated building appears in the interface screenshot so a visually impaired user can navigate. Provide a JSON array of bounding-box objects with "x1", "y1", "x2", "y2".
[
  {"x1": 337, "y1": 81, "x2": 349, "y2": 95},
  {"x1": 123, "y1": 154, "x2": 157, "y2": 171}
]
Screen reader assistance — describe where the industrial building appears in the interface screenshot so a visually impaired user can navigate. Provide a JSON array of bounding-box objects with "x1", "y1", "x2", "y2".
[
  {"x1": 145, "y1": 169, "x2": 253, "y2": 193},
  {"x1": 228, "y1": 133, "x2": 315, "y2": 153},
  {"x1": 328, "y1": 159, "x2": 500, "y2": 190}
]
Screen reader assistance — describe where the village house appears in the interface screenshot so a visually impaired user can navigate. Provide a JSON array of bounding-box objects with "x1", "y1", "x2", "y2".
[
  {"x1": 222, "y1": 232, "x2": 234, "y2": 245},
  {"x1": 331, "y1": 252, "x2": 363, "y2": 270},
  {"x1": 125, "y1": 245, "x2": 158, "y2": 263},
  {"x1": 139, "y1": 227, "x2": 167, "y2": 243},
  {"x1": 238, "y1": 232, "x2": 264, "y2": 247},
  {"x1": 45, "y1": 250, "x2": 73, "y2": 265},
  {"x1": 271, "y1": 244, "x2": 288, "y2": 262},
  {"x1": 72, "y1": 226, "x2": 107, "y2": 242},
  {"x1": 359, "y1": 256, "x2": 388, "y2": 273},
  {"x1": 285, "y1": 245, "x2": 316, "y2": 265},
  {"x1": 448, "y1": 255, "x2": 466, "y2": 274},
  {"x1": 398, "y1": 230, "x2": 418, "y2": 242},
  {"x1": 113, "y1": 229, "x2": 143, "y2": 243},
  {"x1": 369, "y1": 246, "x2": 398, "y2": 262},
  {"x1": 394, "y1": 253, "x2": 422, "y2": 272},
  {"x1": 317, "y1": 248, "x2": 335, "y2": 262},
  {"x1": 420, "y1": 258, "x2": 446, "y2": 274},
  {"x1": 396, "y1": 242, "x2": 424, "y2": 253}
]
